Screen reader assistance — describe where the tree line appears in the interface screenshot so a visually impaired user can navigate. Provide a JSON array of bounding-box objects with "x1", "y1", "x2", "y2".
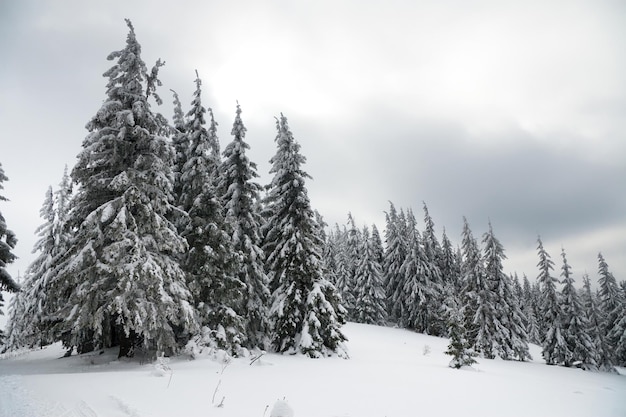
[
  {"x1": 326, "y1": 205, "x2": 625, "y2": 369},
  {"x1": 1, "y1": 20, "x2": 624, "y2": 371}
]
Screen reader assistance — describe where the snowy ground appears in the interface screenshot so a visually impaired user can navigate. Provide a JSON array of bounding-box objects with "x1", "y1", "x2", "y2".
[{"x1": 1, "y1": 323, "x2": 625, "y2": 417}]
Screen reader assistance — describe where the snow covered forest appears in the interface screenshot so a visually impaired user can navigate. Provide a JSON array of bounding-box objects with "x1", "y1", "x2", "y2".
[{"x1": 1, "y1": 19, "x2": 625, "y2": 375}]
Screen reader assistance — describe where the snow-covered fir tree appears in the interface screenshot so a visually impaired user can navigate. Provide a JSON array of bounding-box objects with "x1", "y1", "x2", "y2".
[
  {"x1": 263, "y1": 114, "x2": 346, "y2": 357},
  {"x1": 178, "y1": 74, "x2": 245, "y2": 354},
  {"x1": 169, "y1": 88, "x2": 188, "y2": 230},
  {"x1": 6, "y1": 187, "x2": 56, "y2": 348},
  {"x1": 323, "y1": 224, "x2": 344, "y2": 287},
  {"x1": 382, "y1": 203, "x2": 408, "y2": 322},
  {"x1": 536, "y1": 237, "x2": 569, "y2": 365},
  {"x1": 597, "y1": 253, "x2": 623, "y2": 365},
  {"x1": 8, "y1": 167, "x2": 74, "y2": 349},
  {"x1": 521, "y1": 274, "x2": 541, "y2": 345},
  {"x1": 421, "y1": 203, "x2": 444, "y2": 336},
  {"x1": 396, "y1": 210, "x2": 436, "y2": 332},
  {"x1": 608, "y1": 281, "x2": 626, "y2": 366},
  {"x1": 482, "y1": 223, "x2": 530, "y2": 361},
  {"x1": 0, "y1": 162, "x2": 20, "y2": 344},
  {"x1": 444, "y1": 290, "x2": 477, "y2": 369},
  {"x1": 330, "y1": 224, "x2": 352, "y2": 303},
  {"x1": 3, "y1": 273, "x2": 26, "y2": 350},
  {"x1": 218, "y1": 103, "x2": 270, "y2": 349},
  {"x1": 581, "y1": 273, "x2": 612, "y2": 370},
  {"x1": 440, "y1": 227, "x2": 461, "y2": 293},
  {"x1": 53, "y1": 20, "x2": 198, "y2": 357},
  {"x1": 353, "y1": 226, "x2": 387, "y2": 325},
  {"x1": 559, "y1": 248, "x2": 595, "y2": 368},
  {"x1": 460, "y1": 217, "x2": 497, "y2": 358},
  {"x1": 341, "y1": 212, "x2": 361, "y2": 319},
  {"x1": 370, "y1": 224, "x2": 385, "y2": 268}
]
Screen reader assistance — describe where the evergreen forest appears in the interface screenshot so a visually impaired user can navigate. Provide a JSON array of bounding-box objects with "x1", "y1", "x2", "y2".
[{"x1": 1, "y1": 20, "x2": 624, "y2": 372}]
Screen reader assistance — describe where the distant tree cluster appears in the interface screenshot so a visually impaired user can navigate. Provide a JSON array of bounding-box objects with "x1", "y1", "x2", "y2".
[
  {"x1": 2, "y1": 20, "x2": 345, "y2": 359},
  {"x1": 325, "y1": 205, "x2": 625, "y2": 370}
]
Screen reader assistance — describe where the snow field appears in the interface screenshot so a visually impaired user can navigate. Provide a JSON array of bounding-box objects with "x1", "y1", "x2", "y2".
[{"x1": 1, "y1": 322, "x2": 625, "y2": 417}]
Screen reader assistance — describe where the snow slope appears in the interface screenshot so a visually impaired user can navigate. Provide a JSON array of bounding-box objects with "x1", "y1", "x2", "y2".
[{"x1": 1, "y1": 323, "x2": 625, "y2": 417}]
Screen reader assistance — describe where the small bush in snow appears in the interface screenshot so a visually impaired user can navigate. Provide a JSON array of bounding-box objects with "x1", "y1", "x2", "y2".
[
  {"x1": 153, "y1": 353, "x2": 171, "y2": 377},
  {"x1": 269, "y1": 399, "x2": 294, "y2": 417}
]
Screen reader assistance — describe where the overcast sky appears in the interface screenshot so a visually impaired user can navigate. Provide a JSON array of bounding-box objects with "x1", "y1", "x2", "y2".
[{"x1": 1, "y1": 0, "x2": 625, "y2": 322}]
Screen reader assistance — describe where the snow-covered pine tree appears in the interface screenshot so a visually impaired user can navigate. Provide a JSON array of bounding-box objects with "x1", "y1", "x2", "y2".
[
  {"x1": 331, "y1": 224, "x2": 353, "y2": 307},
  {"x1": 482, "y1": 223, "x2": 530, "y2": 361},
  {"x1": 169, "y1": 89, "x2": 188, "y2": 229},
  {"x1": 460, "y1": 217, "x2": 497, "y2": 358},
  {"x1": 536, "y1": 237, "x2": 569, "y2": 365},
  {"x1": 341, "y1": 212, "x2": 361, "y2": 320},
  {"x1": 440, "y1": 227, "x2": 461, "y2": 293},
  {"x1": 444, "y1": 289, "x2": 477, "y2": 369},
  {"x1": 559, "y1": 248, "x2": 595, "y2": 368},
  {"x1": 6, "y1": 187, "x2": 56, "y2": 349},
  {"x1": 521, "y1": 274, "x2": 541, "y2": 345},
  {"x1": 370, "y1": 224, "x2": 385, "y2": 268},
  {"x1": 581, "y1": 273, "x2": 612, "y2": 370},
  {"x1": 218, "y1": 103, "x2": 270, "y2": 350},
  {"x1": 382, "y1": 202, "x2": 408, "y2": 323},
  {"x1": 178, "y1": 74, "x2": 245, "y2": 354},
  {"x1": 608, "y1": 281, "x2": 626, "y2": 366},
  {"x1": 325, "y1": 224, "x2": 344, "y2": 286},
  {"x1": 353, "y1": 226, "x2": 387, "y2": 325},
  {"x1": 421, "y1": 203, "x2": 444, "y2": 336},
  {"x1": 263, "y1": 114, "x2": 346, "y2": 357},
  {"x1": 11, "y1": 167, "x2": 74, "y2": 350},
  {"x1": 0, "y1": 162, "x2": 19, "y2": 344},
  {"x1": 396, "y1": 209, "x2": 438, "y2": 333},
  {"x1": 4, "y1": 273, "x2": 26, "y2": 350},
  {"x1": 53, "y1": 20, "x2": 197, "y2": 357},
  {"x1": 597, "y1": 253, "x2": 623, "y2": 364}
]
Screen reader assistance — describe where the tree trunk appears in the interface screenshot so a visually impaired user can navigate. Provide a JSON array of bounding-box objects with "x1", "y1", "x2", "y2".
[{"x1": 118, "y1": 330, "x2": 138, "y2": 358}]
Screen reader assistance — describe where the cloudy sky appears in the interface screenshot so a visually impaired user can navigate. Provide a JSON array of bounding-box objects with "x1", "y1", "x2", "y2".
[{"x1": 1, "y1": 0, "x2": 625, "y2": 319}]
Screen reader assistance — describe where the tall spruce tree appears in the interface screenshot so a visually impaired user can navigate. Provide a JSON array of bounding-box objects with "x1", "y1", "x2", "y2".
[
  {"x1": 12, "y1": 167, "x2": 74, "y2": 349},
  {"x1": 536, "y1": 237, "x2": 569, "y2": 365},
  {"x1": 597, "y1": 253, "x2": 622, "y2": 364},
  {"x1": 4, "y1": 273, "x2": 26, "y2": 349},
  {"x1": 421, "y1": 203, "x2": 444, "y2": 336},
  {"x1": 482, "y1": 223, "x2": 530, "y2": 361},
  {"x1": 263, "y1": 114, "x2": 346, "y2": 357},
  {"x1": 53, "y1": 20, "x2": 197, "y2": 357},
  {"x1": 341, "y1": 213, "x2": 361, "y2": 319},
  {"x1": 321, "y1": 224, "x2": 341, "y2": 287},
  {"x1": 382, "y1": 203, "x2": 408, "y2": 323},
  {"x1": 460, "y1": 217, "x2": 496, "y2": 358},
  {"x1": 581, "y1": 273, "x2": 612, "y2": 370},
  {"x1": 329, "y1": 224, "x2": 349, "y2": 290},
  {"x1": 0, "y1": 162, "x2": 19, "y2": 343},
  {"x1": 440, "y1": 228, "x2": 461, "y2": 292},
  {"x1": 218, "y1": 103, "x2": 270, "y2": 349},
  {"x1": 169, "y1": 88, "x2": 187, "y2": 229},
  {"x1": 521, "y1": 274, "x2": 541, "y2": 344},
  {"x1": 559, "y1": 248, "x2": 595, "y2": 367},
  {"x1": 353, "y1": 226, "x2": 387, "y2": 325},
  {"x1": 608, "y1": 281, "x2": 626, "y2": 366},
  {"x1": 178, "y1": 74, "x2": 245, "y2": 354},
  {"x1": 397, "y1": 211, "x2": 436, "y2": 332},
  {"x1": 6, "y1": 187, "x2": 56, "y2": 348},
  {"x1": 370, "y1": 224, "x2": 385, "y2": 268}
]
